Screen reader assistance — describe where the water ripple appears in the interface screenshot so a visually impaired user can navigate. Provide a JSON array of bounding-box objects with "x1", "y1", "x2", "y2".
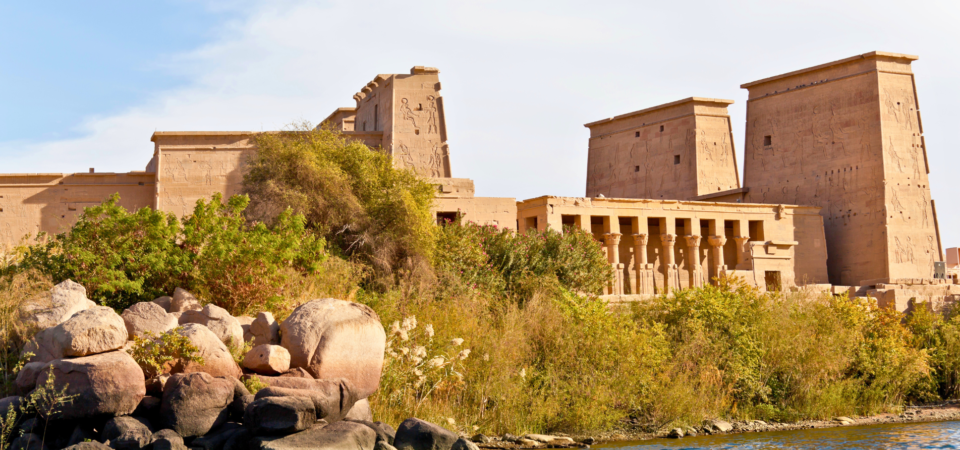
[{"x1": 595, "y1": 421, "x2": 960, "y2": 449}]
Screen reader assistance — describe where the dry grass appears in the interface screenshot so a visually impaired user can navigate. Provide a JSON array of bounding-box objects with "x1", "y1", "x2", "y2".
[{"x1": 0, "y1": 270, "x2": 53, "y2": 397}]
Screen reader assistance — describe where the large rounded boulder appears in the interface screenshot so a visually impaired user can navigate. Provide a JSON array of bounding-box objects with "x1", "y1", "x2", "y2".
[
  {"x1": 53, "y1": 306, "x2": 128, "y2": 357},
  {"x1": 20, "y1": 280, "x2": 96, "y2": 330},
  {"x1": 280, "y1": 299, "x2": 386, "y2": 398},
  {"x1": 35, "y1": 350, "x2": 146, "y2": 419},
  {"x1": 122, "y1": 302, "x2": 178, "y2": 338},
  {"x1": 172, "y1": 324, "x2": 241, "y2": 378},
  {"x1": 160, "y1": 372, "x2": 234, "y2": 438}
]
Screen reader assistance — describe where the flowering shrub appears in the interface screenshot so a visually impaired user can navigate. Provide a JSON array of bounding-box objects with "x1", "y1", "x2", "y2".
[{"x1": 375, "y1": 315, "x2": 471, "y2": 427}]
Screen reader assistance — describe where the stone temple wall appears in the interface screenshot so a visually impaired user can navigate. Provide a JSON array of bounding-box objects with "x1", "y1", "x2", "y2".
[
  {"x1": 741, "y1": 51, "x2": 940, "y2": 286},
  {"x1": 584, "y1": 98, "x2": 740, "y2": 200}
]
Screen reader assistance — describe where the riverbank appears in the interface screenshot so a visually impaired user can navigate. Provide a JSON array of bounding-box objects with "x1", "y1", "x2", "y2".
[{"x1": 471, "y1": 403, "x2": 960, "y2": 448}]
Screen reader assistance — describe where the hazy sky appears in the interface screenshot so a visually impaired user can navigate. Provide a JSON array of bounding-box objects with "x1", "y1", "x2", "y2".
[{"x1": 2, "y1": 0, "x2": 959, "y2": 244}]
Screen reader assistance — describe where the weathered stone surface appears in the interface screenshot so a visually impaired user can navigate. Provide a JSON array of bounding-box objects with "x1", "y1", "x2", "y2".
[
  {"x1": 178, "y1": 304, "x2": 243, "y2": 347},
  {"x1": 170, "y1": 288, "x2": 201, "y2": 313},
  {"x1": 191, "y1": 422, "x2": 245, "y2": 450},
  {"x1": 171, "y1": 323, "x2": 241, "y2": 378},
  {"x1": 376, "y1": 442, "x2": 399, "y2": 450},
  {"x1": 280, "y1": 299, "x2": 386, "y2": 398},
  {"x1": 102, "y1": 416, "x2": 154, "y2": 450},
  {"x1": 15, "y1": 362, "x2": 47, "y2": 394},
  {"x1": 451, "y1": 438, "x2": 479, "y2": 450},
  {"x1": 242, "y1": 345, "x2": 291, "y2": 375},
  {"x1": 394, "y1": 418, "x2": 458, "y2": 450},
  {"x1": 23, "y1": 326, "x2": 62, "y2": 364},
  {"x1": 160, "y1": 372, "x2": 234, "y2": 438},
  {"x1": 344, "y1": 398, "x2": 373, "y2": 422},
  {"x1": 36, "y1": 350, "x2": 145, "y2": 419},
  {"x1": 278, "y1": 368, "x2": 313, "y2": 379},
  {"x1": 251, "y1": 312, "x2": 280, "y2": 346},
  {"x1": 237, "y1": 315, "x2": 255, "y2": 342},
  {"x1": 133, "y1": 395, "x2": 162, "y2": 418},
  {"x1": 64, "y1": 443, "x2": 111, "y2": 450},
  {"x1": 255, "y1": 420, "x2": 376, "y2": 450},
  {"x1": 122, "y1": 302, "x2": 178, "y2": 338},
  {"x1": 21, "y1": 280, "x2": 96, "y2": 330},
  {"x1": 222, "y1": 428, "x2": 252, "y2": 450},
  {"x1": 253, "y1": 378, "x2": 358, "y2": 422},
  {"x1": 348, "y1": 420, "x2": 395, "y2": 445},
  {"x1": 244, "y1": 396, "x2": 316, "y2": 435},
  {"x1": 153, "y1": 296, "x2": 173, "y2": 312},
  {"x1": 54, "y1": 306, "x2": 128, "y2": 357},
  {"x1": 151, "y1": 429, "x2": 187, "y2": 450},
  {"x1": 708, "y1": 419, "x2": 733, "y2": 433},
  {"x1": 146, "y1": 374, "x2": 170, "y2": 396}
]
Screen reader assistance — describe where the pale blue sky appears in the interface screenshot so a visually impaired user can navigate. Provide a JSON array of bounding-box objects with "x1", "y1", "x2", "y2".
[{"x1": 2, "y1": 0, "x2": 960, "y2": 245}]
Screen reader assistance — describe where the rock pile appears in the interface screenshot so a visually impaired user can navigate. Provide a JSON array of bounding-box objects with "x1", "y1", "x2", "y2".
[{"x1": 2, "y1": 280, "x2": 460, "y2": 450}]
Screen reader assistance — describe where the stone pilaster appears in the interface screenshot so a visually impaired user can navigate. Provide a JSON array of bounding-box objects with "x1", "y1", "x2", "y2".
[
  {"x1": 631, "y1": 233, "x2": 654, "y2": 296},
  {"x1": 707, "y1": 235, "x2": 728, "y2": 284},
  {"x1": 604, "y1": 233, "x2": 624, "y2": 296},
  {"x1": 685, "y1": 235, "x2": 704, "y2": 288},
  {"x1": 660, "y1": 233, "x2": 681, "y2": 294},
  {"x1": 734, "y1": 236, "x2": 751, "y2": 270}
]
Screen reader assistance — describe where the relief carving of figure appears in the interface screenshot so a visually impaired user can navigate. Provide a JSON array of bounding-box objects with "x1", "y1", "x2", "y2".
[
  {"x1": 396, "y1": 141, "x2": 414, "y2": 169},
  {"x1": 399, "y1": 98, "x2": 419, "y2": 129},
  {"x1": 425, "y1": 95, "x2": 439, "y2": 134}
]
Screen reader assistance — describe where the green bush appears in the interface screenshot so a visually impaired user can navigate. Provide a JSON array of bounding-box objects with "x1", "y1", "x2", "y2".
[
  {"x1": 434, "y1": 220, "x2": 612, "y2": 303},
  {"x1": 14, "y1": 193, "x2": 326, "y2": 313},
  {"x1": 127, "y1": 327, "x2": 205, "y2": 379}
]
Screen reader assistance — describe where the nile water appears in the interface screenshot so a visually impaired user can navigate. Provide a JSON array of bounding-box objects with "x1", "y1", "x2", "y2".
[{"x1": 595, "y1": 421, "x2": 960, "y2": 449}]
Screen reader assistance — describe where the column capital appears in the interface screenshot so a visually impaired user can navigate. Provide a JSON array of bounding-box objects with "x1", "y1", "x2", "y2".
[
  {"x1": 660, "y1": 233, "x2": 677, "y2": 244},
  {"x1": 707, "y1": 235, "x2": 727, "y2": 247},
  {"x1": 733, "y1": 236, "x2": 750, "y2": 244},
  {"x1": 684, "y1": 235, "x2": 702, "y2": 247},
  {"x1": 603, "y1": 232, "x2": 622, "y2": 246},
  {"x1": 631, "y1": 233, "x2": 649, "y2": 246}
]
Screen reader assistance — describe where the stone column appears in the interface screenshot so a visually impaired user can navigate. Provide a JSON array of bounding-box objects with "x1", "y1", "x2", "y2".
[
  {"x1": 660, "y1": 233, "x2": 680, "y2": 294},
  {"x1": 603, "y1": 233, "x2": 624, "y2": 296},
  {"x1": 707, "y1": 235, "x2": 727, "y2": 284},
  {"x1": 685, "y1": 235, "x2": 704, "y2": 288},
  {"x1": 734, "y1": 236, "x2": 751, "y2": 270},
  {"x1": 631, "y1": 233, "x2": 654, "y2": 296}
]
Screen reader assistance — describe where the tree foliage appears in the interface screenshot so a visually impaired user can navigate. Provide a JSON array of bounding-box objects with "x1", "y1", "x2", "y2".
[{"x1": 243, "y1": 124, "x2": 436, "y2": 283}]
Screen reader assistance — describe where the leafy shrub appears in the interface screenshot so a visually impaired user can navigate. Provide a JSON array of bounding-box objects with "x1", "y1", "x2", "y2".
[
  {"x1": 434, "y1": 220, "x2": 612, "y2": 302},
  {"x1": 244, "y1": 124, "x2": 436, "y2": 283},
  {"x1": 127, "y1": 327, "x2": 205, "y2": 379},
  {"x1": 243, "y1": 375, "x2": 268, "y2": 394},
  {"x1": 14, "y1": 193, "x2": 326, "y2": 313},
  {"x1": 1, "y1": 373, "x2": 76, "y2": 449}
]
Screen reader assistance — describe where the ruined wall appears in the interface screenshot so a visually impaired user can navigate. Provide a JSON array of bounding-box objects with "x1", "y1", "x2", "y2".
[
  {"x1": 152, "y1": 132, "x2": 256, "y2": 218},
  {"x1": 741, "y1": 51, "x2": 939, "y2": 285},
  {"x1": 0, "y1": 173, "x2": 154, "y2": 250},
  {"x1": 584, "y1": 98, "x2": 739, "y2": 200}
]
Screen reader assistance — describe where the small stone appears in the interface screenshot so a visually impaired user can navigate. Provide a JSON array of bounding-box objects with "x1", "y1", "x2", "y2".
[
  {"x1": 122, "y1": 302, "x2": 178, "y2": 339},
  {"x1": 250, "y1": 312, "x2": 280, "y2": 346},
  {"x1": 683, "y1": 427, "x2": 697, "y2": 437},
  {"x1": 667, "y1": 428, "x2": 684, "y2": 438},
  {"x1": 170, "y1": 288, "x2": 202, "y2": 313},
  {"x1": 153, "y1": 296, "x2": 173, "y2": 312},
  {"x1": 580, "y1": 438, "x2": 595, "y2": 445},
  {"x1": 152, "y1": 429, "x2": 187, "y2": 450},
  {"x1": 242, "y1": 344, "x2": 291, "y2": 375},
  {"x1": 708, "y1": 419, "x2": 733, "y2": 433},
  {"x1": 471, "y1": 434, "x2": 491, "y2": 444},
  {"x1": 101, "y1": 416, "x2": 154, "y2": 450},
  {"x1": 452, "y1": 437, "x2": 480, "y2": 450},
  {"x1": 394, "y1": 418, "x2": 459, "y2": 450}
]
